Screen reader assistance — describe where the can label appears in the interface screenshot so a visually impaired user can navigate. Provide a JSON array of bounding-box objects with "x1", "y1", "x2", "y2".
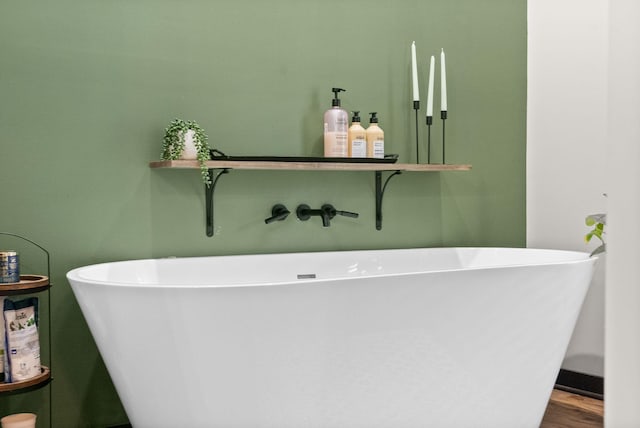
[{"x1": 0, "y1": 252, "x2": 20, "y2": 283}]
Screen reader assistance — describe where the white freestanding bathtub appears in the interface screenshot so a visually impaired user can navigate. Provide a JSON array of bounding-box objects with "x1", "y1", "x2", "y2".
[{"x1": 67, "y1": 247, "x2": 595, "y2": 428}]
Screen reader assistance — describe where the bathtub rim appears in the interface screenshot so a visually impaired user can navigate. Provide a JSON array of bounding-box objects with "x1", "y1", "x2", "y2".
[{"x1": 66, "y1": 246, "x2": 597, "y2": 289}]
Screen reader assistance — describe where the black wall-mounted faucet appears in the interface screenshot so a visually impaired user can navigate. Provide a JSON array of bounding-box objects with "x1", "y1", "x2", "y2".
[
  {"x1": 296, "y1": 204, "x2": 359, "y2": 227},
  {"x1": 264, "y1": 204, "x2": 290, "y2": 224},
  {"x1": 296, "y1": 204, "x2": 331, "y2": 227}
]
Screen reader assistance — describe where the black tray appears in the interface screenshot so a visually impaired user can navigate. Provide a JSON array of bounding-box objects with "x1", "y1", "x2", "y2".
[{"x1": 209, "y1": 153, "x2": 399, "y2": 164}]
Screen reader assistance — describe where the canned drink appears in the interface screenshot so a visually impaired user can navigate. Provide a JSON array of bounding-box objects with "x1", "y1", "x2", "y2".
[{"x1": 0, "y1": 251, "x2": 20, "y2": 283}]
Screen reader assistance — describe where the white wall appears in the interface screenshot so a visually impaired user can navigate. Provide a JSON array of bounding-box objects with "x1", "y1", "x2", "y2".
[
  {"x1": 527, "y1": 0, "x2": 608, "y2": 377},
  {"x1": 529, "y1": 1, "x2": 640, "y2": 423},
  {"x1": 605, "y1": 0, "x2": 640, "y2": 424}
]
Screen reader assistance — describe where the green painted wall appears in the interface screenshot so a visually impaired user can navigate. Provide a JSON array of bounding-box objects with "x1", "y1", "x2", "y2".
[{"x1": 0, "y1": 0, "x2": 526, "y2": 426}]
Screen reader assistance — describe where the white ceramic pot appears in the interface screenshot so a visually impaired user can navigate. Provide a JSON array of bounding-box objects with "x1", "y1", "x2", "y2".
[{"x1": 179, "y1": 129, "x2": 198, "y2": 160}]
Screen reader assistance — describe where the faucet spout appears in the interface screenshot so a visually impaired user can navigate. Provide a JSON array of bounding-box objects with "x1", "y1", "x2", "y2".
[
  {"x1": 320, "y1": 210, "x2": 331, "y2": 227},
  {"x1": 296, "y1": 204, "x2": 331, "y2": 227},
  {"x1": 296, "y1": 204, "x2": 359, "y2": 227}
]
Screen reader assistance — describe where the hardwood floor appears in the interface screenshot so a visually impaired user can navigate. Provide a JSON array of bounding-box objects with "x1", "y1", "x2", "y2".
[
  {"x1": 540, "y1": 389, "x2": 604, "y2": 428},
  {"x1": 108, "y1": 388, "x2": 603, "y2": 428}
]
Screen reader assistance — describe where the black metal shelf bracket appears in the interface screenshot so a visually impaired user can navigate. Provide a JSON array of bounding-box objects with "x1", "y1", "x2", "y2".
[
  {"x1": 374, "y1": 170, "x2": 402, "y2": 230},
  {"x1": 205, "y1": 168, "x2": 230, "y2": 237}
]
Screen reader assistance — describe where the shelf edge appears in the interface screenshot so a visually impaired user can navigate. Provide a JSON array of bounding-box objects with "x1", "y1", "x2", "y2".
[
  {"x1": 149, "y1": 160, "x2": 472, "y2": 172},
  {"x1": 0, "y1": 366, "x2": 51, "y2": 394}
]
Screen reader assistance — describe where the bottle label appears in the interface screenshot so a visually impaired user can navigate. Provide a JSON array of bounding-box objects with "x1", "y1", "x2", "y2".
[
  {"x1": 324, "y1": 131, "x2": 348, "y2": 157},
  {"x1": 373, "y1": 139, "x2": 384, "y2": 159},
  {"x1": 351, "y1": 139, "x2": 367, "y2": 158}
]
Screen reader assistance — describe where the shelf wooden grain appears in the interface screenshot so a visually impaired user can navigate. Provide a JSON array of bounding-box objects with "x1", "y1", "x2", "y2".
[
  {"x1": 149, "y1": 159, "x2": 472, "y2": 172},
  {"x1": 0, "y1": 275, "x2": 50, "y2": 295},
  {"x1": 0, "y1": 366, "x2": 51, "y2": 393}
]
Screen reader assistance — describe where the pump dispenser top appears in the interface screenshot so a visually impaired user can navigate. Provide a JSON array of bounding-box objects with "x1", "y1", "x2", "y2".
[
  {"x1": 331, "y1": 88, "x2": 346, "y2": 107},
  {"x1": 324, "y1": 87, "x2": 349, "y2": 157}
]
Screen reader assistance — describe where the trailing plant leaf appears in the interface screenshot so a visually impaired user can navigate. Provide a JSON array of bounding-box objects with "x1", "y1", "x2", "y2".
[
  {"x1": 586, "y1": 213, "x2": 606, "y2": 226},
  {"x1": 585, "y1": 213, "x2": 606, "y2": 257},
  {"x1": 161, "y1": 118, "x2": 211, "y2": 186}
]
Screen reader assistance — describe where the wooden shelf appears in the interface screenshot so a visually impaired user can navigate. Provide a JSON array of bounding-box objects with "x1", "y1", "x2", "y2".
[
  {"x1": 0, "y1": 275, "x2": 50, "y2": 296},
  {"x1": 149, "y1": 159, "x2": 472, "y2": 172},
  {"x1": 0, "y1": 366, "x2": 51, "y2": 394}
]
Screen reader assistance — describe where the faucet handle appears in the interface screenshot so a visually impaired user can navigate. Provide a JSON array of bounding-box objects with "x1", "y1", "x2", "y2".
[
  {"x1": 335, "y1": 210, "x2": 359, "y2": 218},
  {"x1": 265, "y1": 204, "x2": 290, "y2": 224},
  {"x1": 321, "y1": 204, "x2": 359, "y2": 220}
]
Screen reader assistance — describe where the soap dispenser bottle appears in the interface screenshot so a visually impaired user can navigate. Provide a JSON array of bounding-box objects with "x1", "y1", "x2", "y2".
[
  {"x1": 348, "y1": 111, "x2": 367, "y2": 158},
  {"x1": 366, "y1": 112, "x2": 385, "y2": 158},
  {"x1": 324, "y1": 88, "x2": 349, "y2": 157}
]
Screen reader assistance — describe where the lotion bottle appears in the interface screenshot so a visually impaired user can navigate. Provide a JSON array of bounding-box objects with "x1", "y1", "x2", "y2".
[
  {"x1": 366, "y1": 112, "x2": 384, "y2": 158},
  {"x1": 348, "y1": 111, "x2": 367, "y2": 158},
  {"x1": 324, "y1": 88, "x2": 349, "y2": 157}
]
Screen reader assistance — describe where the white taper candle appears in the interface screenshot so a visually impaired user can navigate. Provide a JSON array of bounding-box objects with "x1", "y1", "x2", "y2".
[
  {"x1": 427, "y1": 55, "x2": 435, "y2": 117},
  {"x1": 440, "y1": 48, "x2": 447, "y2": 111},
  {"x1": 411, "y1": 41, "x2": 419, "y2": 102}
]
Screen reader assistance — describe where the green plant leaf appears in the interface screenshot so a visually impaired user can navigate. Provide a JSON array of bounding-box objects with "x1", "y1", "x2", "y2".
[{"x1": 586, "y1": 213, "x2": 607, "y2": 225}]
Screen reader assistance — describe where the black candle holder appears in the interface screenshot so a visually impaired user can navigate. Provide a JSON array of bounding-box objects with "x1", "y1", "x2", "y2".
[
  {"x1": 426, "y1": 115, "x2": 433, "y2": 164},
  {"x1": 413, "y1": 100, "x2": 420, "y2": 164},
  {"x1": 441, "y1": 110, "x2": 448, "y2": 164}
]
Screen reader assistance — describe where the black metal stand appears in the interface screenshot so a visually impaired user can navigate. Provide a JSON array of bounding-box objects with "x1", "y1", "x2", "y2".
[
  {"x1": 374, "y1": 171, "x2": 402, "y2": 230},
  {"x1": 205, "y1": 168, "x2": 230, "y2": 237},
  {"x1": 413, "y1": 101, "x2": 420, "y2": 163},
  {"x1": 426, "y1": 115, "x2": 433, "y2": 164},
  {"x1": 441, "y1": 110, "x2": 447, "y2": 164},
  {"x1": 0, "y1": 232, "x2": 53, "y2": 428}
]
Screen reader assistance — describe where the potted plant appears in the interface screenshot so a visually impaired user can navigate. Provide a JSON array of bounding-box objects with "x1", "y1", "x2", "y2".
[{"x1": 161, "y1": 119, "x2": 211, "y2": 186}]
